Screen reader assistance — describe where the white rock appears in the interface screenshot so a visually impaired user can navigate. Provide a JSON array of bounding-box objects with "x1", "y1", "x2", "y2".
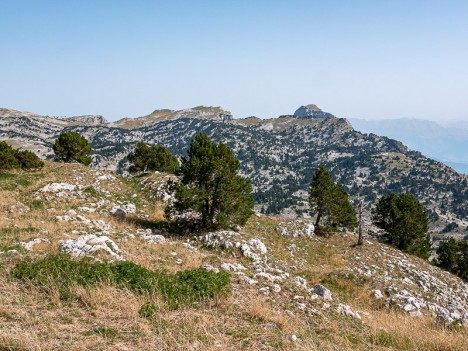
[
  {"x1": 220, "y1": 263, "x2": 247, "y2": 272},
  {"x1": 182, "y1": 242, "x2": 197, "y2": 250},
  {"x1": 142, "y1": 234, "x2": 166, "y2": 243},
  {"x1": 374, "y1": 289, "x2": 384, "y2": 299},
  {"x1": 97, "y1": 174, "x2": 116, "y2": 181},
  {"x1": 78, "y1": 206, "x2": 95, "y2": 213},
  {"x1": 272, "y1": 284, "x2": 282, "y2": 293},
  {"x1": 39, "y1": 183, "x2": 76, "y2": 193},
  {"x1": 59, "y1": 234, "x2": 124, "y2": 261},
  {"x1": 203, "y1": 265, "x2": 220, "y2": 273},
  {"x1": 248, "y1": 238, "x2": 268, "y2": 254},
  {"x1": 313, "y1": 284, "x2": 333, "y2": 301},
  {"x1": 18, "y1": 238, "x2": 50, "y2": 251},
  {"x1": 337, "y1": 303, "x2": 361, "y2": 320},
  {"x1": 294, "y1": 276, "x2": 308, "y2": 289}
]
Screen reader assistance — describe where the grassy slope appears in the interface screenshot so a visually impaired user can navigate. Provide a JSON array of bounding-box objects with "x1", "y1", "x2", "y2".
[{"x1": 0, "y1": 162, "x2": 466, "y2": 351}]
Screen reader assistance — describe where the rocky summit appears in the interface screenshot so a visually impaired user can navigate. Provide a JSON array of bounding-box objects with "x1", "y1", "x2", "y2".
[
  {"x1": 0, "y1": 162, "x2": 467, "y2": 350},
  {"x1": 0, "y1": 105, "x2": 467, "y2": 240}
]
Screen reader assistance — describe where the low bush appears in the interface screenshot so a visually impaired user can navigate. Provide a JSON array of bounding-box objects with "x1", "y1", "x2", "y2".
[
  {"x1": 0, "y1": 142, "x2": 44, "y2": 170},
  {"x1": 11, "y1": 254, "x2": 230, "y2": 309}
]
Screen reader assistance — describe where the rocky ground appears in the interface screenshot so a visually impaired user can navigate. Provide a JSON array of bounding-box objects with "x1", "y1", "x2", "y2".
[{"x1": 0, "y1": 162, "x2": 467, "y2": 350}]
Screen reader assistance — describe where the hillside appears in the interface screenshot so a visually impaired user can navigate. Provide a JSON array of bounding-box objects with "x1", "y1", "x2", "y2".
[
  {"x1": 0, "y1": 163, "x2": 467, "y2": 350},
  {"x1": 1, "y1": 105, "x2": 467, "y2": 239},
  {"x1": 349, "y1": 118, "x2": 468, "y2": 174}
]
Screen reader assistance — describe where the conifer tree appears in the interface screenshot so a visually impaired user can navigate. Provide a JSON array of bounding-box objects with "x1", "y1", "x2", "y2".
[
  {"x1": 128, "y1": 142, "x2": 179, "y2": 174},
  {"x1": 308, "y1": 165, "x2": 356, "y2": 233},
  {"x1": 53, "y1": 131, "x2": 92, "y2": 166},
  {"x1": 373, "y1": 193, "x2": 431, "y2": 259},
  {"x1": 166, "y1": 133, "x2": 253, "y2": 230}
]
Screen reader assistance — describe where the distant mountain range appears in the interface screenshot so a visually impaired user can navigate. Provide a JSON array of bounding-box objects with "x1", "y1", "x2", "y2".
[
  {"x1": 1, "y1": 105, "x2": 467, "y2": 237},
  {"x1": 349, "y1": 118, "x2": 468, "y2": 174}
]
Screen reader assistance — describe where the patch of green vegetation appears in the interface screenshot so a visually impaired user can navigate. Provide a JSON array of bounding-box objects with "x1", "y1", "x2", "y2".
[
  {"x1": 0, "y1": 173, "x2": 16, "y2": 180},
  {"x1": 0, "y1": 243, "x2": 24, "y2": 253},
  {"x1": 30, "y1": 199, "x2": 44, "y2": 210},
  {"x1": 373, "y1": 330, "x2": 413, "y2": 350},
  {"x1": 139, "y1": 302, "x2": 158, "y2": 318},
  {"x1": 225, "y1": 328, "x2": 250, "y2": 339},
  {"x1": 16, "y1": 178, "x2": 31, "y2": 187},
  {"x1": 83, "y1": 325, "x2": 119, "y2": 340},
  {"x1": 11, "y1": 254, "x2": 231, "y2": 309},
  {"x1": 83, "y1": 186, "x2": 98, "y2": 196},
  {"x1": 0, "y1": 226, "x2": 37, "y2": 237}
]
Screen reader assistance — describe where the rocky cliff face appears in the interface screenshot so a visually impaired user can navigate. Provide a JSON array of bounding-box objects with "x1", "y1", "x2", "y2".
[
  {"x1": 1, "y1": 105, "x2": 467, "y2": 237},
  {"x1": 293, "y1": 104, "x2": 336, "y2": 119}
]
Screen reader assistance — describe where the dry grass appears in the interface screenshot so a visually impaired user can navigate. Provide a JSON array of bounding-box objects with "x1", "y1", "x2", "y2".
[
  {"x1": 365, "y1": 310, "x2": 468, "y2": 351},
  {"x1": 1, "y1": 163, "x2": 467, "y2": 350}
]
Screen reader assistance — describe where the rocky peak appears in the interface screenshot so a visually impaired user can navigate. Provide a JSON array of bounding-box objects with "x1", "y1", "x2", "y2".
[{"x1": 293, "y1": 104, "x2": 336, "y2": 119}]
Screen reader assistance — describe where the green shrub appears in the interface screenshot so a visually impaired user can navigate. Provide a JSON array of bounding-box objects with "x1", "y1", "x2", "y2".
[
  {"x1": 11, "y1": 254, "x2": 230, "y2": 309},
  {"x1": 0, "y1": 142, "x2": 44, "y2": 170},
  {"x1": 15, "y1": 150, "x2": 44, "y2": 169},
  {"x1": 0, "y1": 150, "x2": 21, "y2": 170},
  {"x1": 128, "y1": 142, "x2": 180, "y2": 174}
]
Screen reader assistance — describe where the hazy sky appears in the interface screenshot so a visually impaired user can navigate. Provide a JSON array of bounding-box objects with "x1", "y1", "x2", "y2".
[{"x1": 1, "y1": 0, "x2": 468, "y2": 122}]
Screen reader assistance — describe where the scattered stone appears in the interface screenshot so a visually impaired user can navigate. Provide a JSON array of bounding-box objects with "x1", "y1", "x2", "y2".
[
  {"x1": 337, "y1": 304, "x2": 361, "y2": 320},
  {"x1": 294, "y1": 276, "x2": 308, "y2": 289},
  {"x1": 203, "y1": 265, "x2": 220, "y2": 273},
  {"x1": 18, "y1": 238, "x2": 50, "y2": 251},
  {"x1": 248, "y1": 238, "x2": 267, "y2": 254},
  {"x1": 272, "y1": 284, "x2": 282, "y2": 293},
  {"x1": 39, "y1": 183, "x2": 76, "y2": 193},
  {"x1": 142, "y1": 234, "x2": 166, "y2": 243},
  {"x1": 78, "y1": 206, "x2": 95, "y2": 213},
  {"x1": 220, "y1": 262, "x2": 247, "y2": 272},
  {"x1": 312, "y1": 284, "x2": 333, "y2": 301},
  {"x1": 374, "y1": 289, "x2": 384, "y2": 299},
  {"x1": 60, "y1": 234, "x2": 124, "y2": 261}
]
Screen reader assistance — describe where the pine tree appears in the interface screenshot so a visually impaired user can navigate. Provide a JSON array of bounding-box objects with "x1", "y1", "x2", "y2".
[
  {"x1": 53, "y1": 131, "x2": 92, "y2": 166},
  {"x1": 373, "y1": 193, "x2": 430, "y2": 259},
  {"x1": 308, "y1": 165, "x2": 356, "y2": 234},
  {"x1": 128, "y1": 142, "x2": 179, "y2": 174},
  {"x1": 166, "y1": 133, "x2": 253, "y2": 230}
]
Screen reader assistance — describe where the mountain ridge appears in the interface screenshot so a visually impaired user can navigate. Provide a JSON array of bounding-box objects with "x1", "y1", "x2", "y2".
[{"x1": 1, "y1": 105, "x2": 467, "y2": 238}]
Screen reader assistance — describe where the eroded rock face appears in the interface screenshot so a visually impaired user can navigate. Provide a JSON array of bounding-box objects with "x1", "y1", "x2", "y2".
[{"x1": 293, "y1": 104, "x2": 336, "y2": 119}]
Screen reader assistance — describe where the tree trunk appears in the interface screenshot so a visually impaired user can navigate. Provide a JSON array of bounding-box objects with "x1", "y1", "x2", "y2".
[{"x1": 357, "y1": 200, "x2": 364, "y2": 246}]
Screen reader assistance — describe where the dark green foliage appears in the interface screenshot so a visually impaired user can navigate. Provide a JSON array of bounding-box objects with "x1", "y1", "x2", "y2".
[
  {"x1": 435, "y1": 238, "x2": 468, "y2": 280},
  {"x1": 128, "y1": 142, "x2": 180, "y2": 174},
  {"x1": 441, "y1": 222, "x2": 458, "y2": 233},
  {"x1": 53, "y1": 131, "x2": 92, "y2": 165},
  {"x1": 373, "y1": 193, "x2": 431, "y2": 259},
  {"x1": 166, "y1": 133, "x2": 253, "y2": 230},
  {"x1": 15, "y1": 150, "x2": 44, "y2": 169},
  {"x1": 308, "y1": 165, "x2": 356, "y2": 233},
  {"x1": 11, "y1": 254, "x2": 230, "y2": 309},
  {"x1": 0, "y1": 141, "x2": 43, "y2": 170}
]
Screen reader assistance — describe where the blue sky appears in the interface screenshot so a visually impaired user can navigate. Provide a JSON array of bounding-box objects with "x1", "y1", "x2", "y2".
[{"x1": 1, "y1": 0, "x2": 468, "y2": 122}]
